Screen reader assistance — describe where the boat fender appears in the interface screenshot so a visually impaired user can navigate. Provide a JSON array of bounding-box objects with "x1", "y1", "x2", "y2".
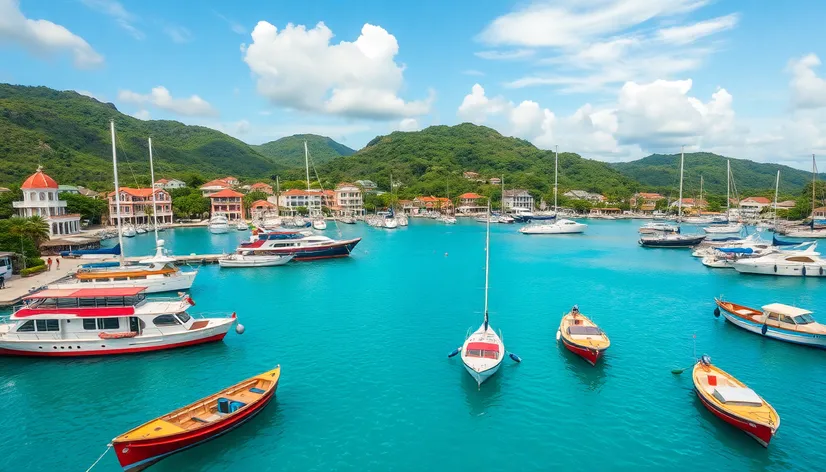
[
  {"x1": 555, "y1": 330, "x2": 561, "y2": 341},
  {"x1": 761, "y1": 324, "x2": 768, "y2": 335},
  {"x1": 773, "y1": 265, "x2": 777, "y2": 273},
  {"x1": 713, "y1": 307, "x2": 720, "y2": 317},
  {"x1": 802, "y1": 266, "x2": 807, "y2": 277},
  {"x1": 508, "y1": 352, "x2": 522, "y2": 363},
  {"x1": 447, "y1": 347, "x2": 461, "y2": 358},
  {"x1": 235, "y1": 323, "x2": 245, "y2": 335}
]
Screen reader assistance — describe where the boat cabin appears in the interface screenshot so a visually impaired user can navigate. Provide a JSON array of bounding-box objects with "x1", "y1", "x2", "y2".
[
  {"x1": 465, "y1": 342, "x2": 500, "y2": 360},
  {"x1": 761, "y1": 303, "x2": 818, "y2": 327}
]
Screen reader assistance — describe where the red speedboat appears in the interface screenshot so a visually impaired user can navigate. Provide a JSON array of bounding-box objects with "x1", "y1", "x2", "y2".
[{"x1": 113, "y1": 366, "x2": 281, "y2": 471}]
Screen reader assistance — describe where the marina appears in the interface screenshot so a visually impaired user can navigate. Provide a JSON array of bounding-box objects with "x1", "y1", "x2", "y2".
[{"x1": 2, "y1": 220, "x2": 825, "y2": 471}]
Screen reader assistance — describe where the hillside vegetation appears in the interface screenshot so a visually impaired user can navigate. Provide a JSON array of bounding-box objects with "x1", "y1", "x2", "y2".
[
  {"x1": 0, "y1": 84, "x2": 282, "y2": 188},
  {"x1": 320, "y1": 123, "x2": 639, "y2": 202},
  {"x1": 611, "y1": 152, "x2": 822, "y2": 196},
  {"x1": 253, "y1": 134, "x2": 355, "y2": 168}
]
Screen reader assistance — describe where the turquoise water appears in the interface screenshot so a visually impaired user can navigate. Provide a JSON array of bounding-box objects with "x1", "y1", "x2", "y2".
[{"x1": 2, "y1": 220, "x2": 825, "y2": 471}]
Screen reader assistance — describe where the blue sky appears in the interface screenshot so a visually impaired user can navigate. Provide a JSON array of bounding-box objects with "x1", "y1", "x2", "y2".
[{"x1": 1, "y1": 0, "x2": 825, "y2": 168}]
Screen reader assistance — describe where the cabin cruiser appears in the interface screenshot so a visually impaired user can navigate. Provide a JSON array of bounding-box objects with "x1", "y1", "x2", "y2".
[
  {"x1": 122, "y1": 225, "x2": 137, "y2": 238},
  {"x1": 49, "y1": 240, "x2": 197, "y2": 293},
  {"x1": 208, "y1": 214, "x2": 230, "y2": 234},
  {"x1": 639, "y1": 222, "x2": 679, "y2": 234},
  {"x1": 218, "y1": 253, "x2": 294, "y2": 268},
  {"x1": 509, "y1": 208, "x2": 537, "y2": 222},
  {"x1": 519, "y1": 219, "x2": 587, "y2": 235},
  {"x1": 732, "y1": 245, "x2": 826, "y2": 276},
  {"x1": 0, "y1": 287, "x2": 236, "y2": 357},
  {"x1": 703, "y1": 223, "x2": 744, "y2": 235},
  {"x1": 236, "y1": 230, "x2": 361, "y2": 261}
]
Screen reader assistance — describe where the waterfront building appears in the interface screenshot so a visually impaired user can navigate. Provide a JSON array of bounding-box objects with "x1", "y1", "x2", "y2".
[
  {"x1": 414, "y1": 196, "x2": 453, "y2": 212},
  {"x1": 250, "y1": 182, "x2": 274, "y2": 195},
  {"x1": 278, "y1": 189, "x2": 323, "y2": 212},
  {"x1": 108, "y1": 187, "x2": 173, "y2": 225},
  {"x1": 13, "y1": 166, "x2": 81, "y2": 237},
  {"x1": 630, "y1": 192, "x2": 664, "y2": 207},
  {"x1": 209, "y1": 189, "x2": 244, "y2": 221},
  {"x1": 398, "y1": 200, "x2": 416, "y2": 215},
  {"x1": 200, "y1": 179, "x2": 231, "y2": 197},
  {"x1": 334, "y1": 183, "x2": 364, "y2": 216},
  {"x1": 457, "y1": 192, "x2": 487, "y2": 214},
  {"x1": 590, "y1": 207, "x2": 622, "y2": 216},
  {"x1": 502, "y1": 189, "x2": 534, "y2": 211},
  {"x1": 249, "y1": 199, "x2": 276, "y2": 219},
  {"x1": 154, "y1": 178, "x2": 186, "y2": 190},
  {"x1": 739, "y1": 197, "x2": 771, "y2": 217}
]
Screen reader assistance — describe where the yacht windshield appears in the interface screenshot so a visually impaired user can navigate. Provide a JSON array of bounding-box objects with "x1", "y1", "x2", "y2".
[{"x1": 793, "y1": 314, "x2": 815, "y2": 324}]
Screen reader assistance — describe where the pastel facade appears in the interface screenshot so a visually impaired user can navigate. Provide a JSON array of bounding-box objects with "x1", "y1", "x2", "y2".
[
  {"x1": 334, "y1": 183, "x2": 364, "y2": 215},
  {"x1": 108, "y1": 187, "x2": 173, "y2": 225},
  {"x1": 13, "y1": 166, "x2": 82, "y2": 237},
  {"x1": 502, "y1": 189, "x2": 534, "y2": 211},
  {"x1": 209, "y1": 189, "x2": 244, "y2": 221}
]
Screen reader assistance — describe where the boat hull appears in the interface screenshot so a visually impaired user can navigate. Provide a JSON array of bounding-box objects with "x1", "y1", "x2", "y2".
[
  {"x1": 253, "y1": 239, "x2": 360, "y2": 261},
  {"x1": 114, "y1": 383, "x2": 277, "y2": 471},
  {"x1": 50, "y1": 270, "x2": 197, "y2": 294},
  {"x1": 520, "y1": 223, "x2": 587, "y2": 234},
  {"x1": 219, "y1": 255, "x2": 293, "y2": 268},
  {"x1": 693, "y1": 386, "x2": 775, "y2": 447},
  {"x1": 639, "y1": 236, "x2": 706, "y2": 248},
  {"x1": 559, "y1": 335, "x2": 604, "y2": 365},
  {"x1": 461, "y1": 360, "x2": 501, "y2": 386},
  {"x1": 717, "y1": 304, "x2": 826, "y2": 349},
  {"x1": 732, "y1": 263, "x2": 826, "y2": 276}
]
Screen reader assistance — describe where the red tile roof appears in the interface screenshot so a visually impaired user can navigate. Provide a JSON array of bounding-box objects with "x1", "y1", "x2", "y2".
[
  {"x1": 251, "y1": 199, "x2": 275, "y2": 208},
  {"x1": 250, "y1": 182, "x2": 272, "y2": 189},
  {"x1": 200, "y1": 179, "x2": 230, "y2": 189},
  {"x1": 116, "y1": 187, "x2": 165, "y2": 197},
  {"x1": 742, "y1": 196, "x2": 771, "y2": 204},
  {"x1": 208, "y1": 189, "x2": 244, "y2": 198},
  {"x1": 21, "y1": 167, "x2": 58, "y2": 189},
  {"x1": 155, "y1": 178, "x2": 169, "y2": 184},
  {"x1": 459, "y1": 192, "x2": 484, "y2": 199}
]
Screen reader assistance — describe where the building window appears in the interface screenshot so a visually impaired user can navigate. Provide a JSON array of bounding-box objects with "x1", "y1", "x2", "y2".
[{"x1": 39, "y1": 192, "x2": 46, "y2": 201}]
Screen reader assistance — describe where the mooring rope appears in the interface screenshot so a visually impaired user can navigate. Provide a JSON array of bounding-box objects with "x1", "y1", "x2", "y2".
[{"x1": 85, "y1": 443, "x2": 112, "y2": 472}]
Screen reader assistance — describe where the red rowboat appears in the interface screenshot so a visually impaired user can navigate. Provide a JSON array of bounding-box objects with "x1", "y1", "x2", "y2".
[
  {"x1": 692, "y1": 356, "x2": 779, "y2": 447},
  {"x1": 112, "y1": 366, "x2": 281, "y2": 471}
]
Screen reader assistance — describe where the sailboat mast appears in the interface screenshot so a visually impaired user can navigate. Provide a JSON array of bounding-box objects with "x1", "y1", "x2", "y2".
[
  {"x1": 726, "y1": 160, "x2": 731, "y2": 216},
  {"x1": 773, "y1": 170, "x2": 780, "y2": 228},
  {"x1": 276, "y1": 176, "x2": 281, "y2": 217},
  {"x1": 501, "y1": 175, "x2": 505, "y2": 213},
  {"x1": 677, "y1": 146, "x2": 684, "y2": 222},
  {"x1": 699, "y1": 175, "x2": 704, "y2": 212},
  {"x1": 148, "y1": 137, "x2": 159, "y2": 242},
  {"x1": 304, "y1": 140, "x2": 311, "y2": 191},
  {"x1": 110, "y1": 120, "x2": 125, "y2": 265},
  {"x1": 812, "y1": 154, "x2": 817, "y2": 220},
  {"x1": 483, "y1": 201, "x2": 491, "y2": 331},
  {"x1": 554, "y1": 145, "x2": 559, "y2": 213}
]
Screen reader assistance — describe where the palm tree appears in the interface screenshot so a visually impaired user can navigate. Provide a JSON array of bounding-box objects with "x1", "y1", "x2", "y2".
[{"x1": 8, "y1": 216, "x2": 50, "y2": 269}]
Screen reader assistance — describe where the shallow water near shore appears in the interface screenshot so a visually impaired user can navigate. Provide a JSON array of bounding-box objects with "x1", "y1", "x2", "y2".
[{"x1": 1, "y1": 220, "x2": 825, "y2": 471}]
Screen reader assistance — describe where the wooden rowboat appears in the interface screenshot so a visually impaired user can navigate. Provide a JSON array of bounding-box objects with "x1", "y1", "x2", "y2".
[
  {"x1": 113, "y1": 366, "x2": 281, "y2": 471},
  {"x1": 557, "y1": 310, "x2": 610, "y2": 365},
  {"x1": 714, "y1": 298, "x2": 826, "y2": 348},
  {"x1": 692, "y1": 356, "x2": 779, "y2": 447}
]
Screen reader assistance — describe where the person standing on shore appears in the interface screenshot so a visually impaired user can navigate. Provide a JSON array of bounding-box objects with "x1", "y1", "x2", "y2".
[
  {"x1": 56, "y1": 257, "x2": 60, "y2": 270},
  {"x1": 47, "y1": 258, "x2": 52, "y2": 271}
]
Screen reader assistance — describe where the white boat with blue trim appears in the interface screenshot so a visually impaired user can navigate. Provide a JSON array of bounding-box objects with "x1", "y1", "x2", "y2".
[{"x1": 714, "y1": 299, "x2": 826, "y2": 348}]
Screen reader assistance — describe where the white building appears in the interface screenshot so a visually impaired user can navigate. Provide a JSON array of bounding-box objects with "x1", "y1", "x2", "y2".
[
  {"x1": 503, "y1": 189, "x2": 534, "y2": 211},
  {"x1": 739, "y1": 197, "x2": 771, "y2": 217},
  {"x1": 154, "y1": 178, "x2": 186, "y2": 190},
  {"x1": 13, "y1": 166, "x2": 81, "y2": 237},
  {"x1": 334, "y1": 183, "x2": 364, "y2": 215}
]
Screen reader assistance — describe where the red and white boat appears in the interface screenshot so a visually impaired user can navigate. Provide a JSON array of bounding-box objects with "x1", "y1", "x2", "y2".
[
  {"x1": 0, "y1": 287, "x2": 236, "y2": 357},
  {"x1": 692, "y1": 355, "x2": 780, "y2": 447},
  {"x1": 113, "y1": 366, "x2": 280, "y2": 471},
  {"x1": 557, "y1": 308, "x2": 610, "y2": 365},
  {"x1": 237, "y1": 230, "x2": 360, "y2": 261}
]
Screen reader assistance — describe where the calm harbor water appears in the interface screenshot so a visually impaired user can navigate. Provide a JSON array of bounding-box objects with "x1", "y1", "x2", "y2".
[{"x1": 2, "y1": 220, "x2": 825, "y2": 471}]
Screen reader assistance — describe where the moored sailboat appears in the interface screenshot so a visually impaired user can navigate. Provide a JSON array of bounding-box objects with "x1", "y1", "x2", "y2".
[{"x1": 112, "y1": 366, "x2": 281, "y2": 471}]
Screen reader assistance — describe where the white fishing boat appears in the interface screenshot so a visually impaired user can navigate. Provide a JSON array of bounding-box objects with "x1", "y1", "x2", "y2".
[
  {"x1": 476, "y1": 215, "x2": 499, "y2": 223},
  {"x1": 732, "y1": 245, "x2": 826, "y2": 276},
  {"x1": 122, "y1": 225, "x2": 137, "y2": 238},
  {"x1": 715, "y1": 299, "x2": 826, "y2": 349},
  {"x1": 498, "y1": 214, "x2": 515, "y2": 224},
  {"x1": 449, "y1": 205, "x2": 518, "y2": 386},
  {"x1": 209, "y1": 214, "x2": 230, "y2": 234},
  {"x1": 518, "y1": 147, "x2": 586, "y2": 235},
  {"x1": 236, "y1": 221, "x2": 248, "y2": 231},
  {"x1": 442, "y1": 216, "x2": 457, "y2": 224},
  {"x1": 218, "y1": 253, "x2": 294, "y2": 268},
  {"x1": 338, "y1": 215, "x2": 357, "y2": 224},
  {"x1": 312, "y1": 218, "x2": 327, "y2": 230},
  {"x1": 135, "y1": 226, "x2": 147, "y2": 234},
  {"x1": 383, "y1": 214, "x2": 398, "y2": 229},
  {"x1": 0, "y1": 288, "x2": 236, "y2": 357},
  {"x1": 519, "y1": 219, "x2": 587, "y2": 234}
]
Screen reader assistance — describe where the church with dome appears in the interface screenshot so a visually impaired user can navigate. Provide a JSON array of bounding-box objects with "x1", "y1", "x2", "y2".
[{"x1": 13, "y1": 166, "x2": 81, "y2": 237}]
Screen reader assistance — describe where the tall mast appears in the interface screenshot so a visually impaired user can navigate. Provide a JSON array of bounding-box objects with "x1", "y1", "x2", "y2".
[
  {"x1": 304, "y1": 140, "x2": 311, "y2": 191},
  {"x1": 501, "y1": 175, "x2": 505, "y2": 213},
  {"x1": 276, "y1": 176, "x2": 280, "y2": 217},
  {"x1": 773, "y1": 170, "x2": 780, "y2": 229},
  {"x1": 699, "y1": 175, "x2": 704, "y2": 212},
  {"x1": 148, "y1": 137, "x2": 159, "y2": 243},
  {"x1": 726, "y1": 160, "x2": 731, "y2": 216},
  {"x1": 110, "y1": 120, "x2": 125, "y2": 265},
  {"x1": 554, "y1": 145, "x2": 559, "y2": 213},
  {"x1": 812, "y1": 154, "x2": 817, "y2": 220},
  {"x1": 483, "y1": 200, "x2": 491, "y2": 331},
  {"x1": 677, "y1": 146, "x2": 684, "y2": 222}
]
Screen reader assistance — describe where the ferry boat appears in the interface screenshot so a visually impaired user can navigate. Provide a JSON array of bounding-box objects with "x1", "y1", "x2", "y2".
[
  {"x1": 0, "y1": 287, "x2": 236, "y2": 357},
  {"x1": 236, "y1": 230, "x2": 360, "y2": 261},
  {"x1": 692, "y1": 355, "x2": 780, "y2": 447},
  {"x1": 208, "y1": 215, "x2": 230, "y2": 234},
  {"x1": 49, "y1": 240, "x2": 197, "y2": 294},
  {"x1": 113, "y1": 366, "x2": 280, "y2": 471},
  {"x1": 557, "y1": 308, "x2": 610, "y2": 365},
  {"x1": 714, "y1": 299, "x2": 826, "y2": 348}
]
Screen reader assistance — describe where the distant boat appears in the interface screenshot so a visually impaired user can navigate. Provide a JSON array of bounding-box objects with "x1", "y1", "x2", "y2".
[
  {"x1": 312, "y1": 218, "x2": 327, "y2": 230},
  {"x1": 519, "y1": 219, "x2": 587, "y2": 235},
  {"x1": 113, "y1": 366, "x2": 281, "y2": 471},
  {"x1": 714, "y1": 298, "x2": 826, "y2": 348},
  {"x1": 731, "y1": 245, "x2": 826, "y2": 276},
  {"x1": 122, "y1": 226, "x2": 137, "y2": 238},
  {"x1": 219, "y1": 253, "x2": 293, "y2": 268},
  {"x1": 208, "y1": 215, "x2": 230, "y2": 234},
  {"x1": 236, "y1": 221, "x2": 248, "y2": 231},
  {"x1": 237, "y1": 230, "x2": 360, "y2": 261},
  {"x1": 338, "y1": 215, "x2": 357, "y2": 224},
  {"x1": 135, "y1": 226, "x2": 147, "y2": 234},
  {"x1": 557, "y1": 308, "x2": 609, "y2": 365},
  {"x1": 692, "y1": 356, "x2": 779, "y2": 447},
  {"x1": 639, "y1": 222, "x2": 679, "y2": 234}
]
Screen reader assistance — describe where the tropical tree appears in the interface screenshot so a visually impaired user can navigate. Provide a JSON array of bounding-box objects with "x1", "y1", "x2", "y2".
[{"x1": 6, "y1": 216, "x2": 50, "y2": 269}]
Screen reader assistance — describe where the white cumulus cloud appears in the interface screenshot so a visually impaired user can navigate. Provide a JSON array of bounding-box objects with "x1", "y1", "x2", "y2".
[
  {"x1": 118, "y1": 86, "x2": 218, "y2": 117},
  {"x1": 0, "y1": 0, "x2": 104, "y2": 68},
  {"x1": 398, "y1": 118, "x2": 420, "y2": 131},
  {"x1": 243, "y1": 21, "x2": 431, "y2": 119},
  {"x1": 788, "y1": 54, "x2": 826, "y2": 110}
]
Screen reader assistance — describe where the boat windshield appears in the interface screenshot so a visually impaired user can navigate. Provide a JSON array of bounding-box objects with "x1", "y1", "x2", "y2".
[
  {"x1": 465, "y1": 349, "x2": 499, "y2": 360},
  {"x1": 793, "y1": 314, "x2": 816, "y2": 324}
]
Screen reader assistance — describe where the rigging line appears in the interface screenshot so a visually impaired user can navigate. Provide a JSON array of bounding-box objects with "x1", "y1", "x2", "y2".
[
  {"x1": 84, "y1": 443, "x2": 112, "y2": 472},
  {"x1": 114, "y1": 132, "x2": 142, "y2": 189},
  {"x1": 306, "y1": 145, "x2": 349, "y2": 249}
]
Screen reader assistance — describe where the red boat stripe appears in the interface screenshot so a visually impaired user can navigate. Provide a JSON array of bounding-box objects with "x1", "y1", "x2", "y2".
[{"x1": 0, "y1": 332, "x2": 227, "y2": 357}]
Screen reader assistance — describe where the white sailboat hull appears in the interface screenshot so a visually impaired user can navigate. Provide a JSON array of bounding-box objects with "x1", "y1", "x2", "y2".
[
  {"x1": 50, "y1": 270, "x2": 197, "y2": 294},
  {"x1": 703, "y1": 223, "x2": 743, "y2": 234}
]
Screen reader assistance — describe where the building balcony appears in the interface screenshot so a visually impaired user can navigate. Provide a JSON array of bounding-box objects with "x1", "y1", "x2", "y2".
[{"x1": 13, "y1": 200, "x2": 68, "y2": 208}]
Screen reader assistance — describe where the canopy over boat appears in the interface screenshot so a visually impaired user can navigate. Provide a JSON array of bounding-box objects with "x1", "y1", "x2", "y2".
[
  {"x1": 717, "y1": 247, "x2": 754, "y2": 254},
  {"x1": 24, "y1": 287, "x2": 146, "y2": 300},
  {"x1": 761, "y1": 303, "x2": 812, "y2": 317},
  {"x1": 466, "y1": 342, "x2": 500, "y2": 352}
]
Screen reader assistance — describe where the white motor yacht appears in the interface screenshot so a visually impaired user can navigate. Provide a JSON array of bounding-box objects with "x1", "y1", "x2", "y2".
[
  {"x1": 703, "y1": 223, "x2": 744, "y2": 234},
  {"x1": 732, "y1": 245, "x2": 826, "y2": 276},
  {"x1": 639, "y1": 222, "x2": 679, "y2": 234},
  {"x1": 122, "y1": 225, "x2": 137, "y2": 238},
  {"x1": 519, "y1": 219, "x2": 587, "y2": 235},
  {"x1": 313, "y1": 218, "x2": 327, "y2": 230},
  {"x1": 208, "y1": 214, "x2": 230, "y2": 234},
  {"x1": 218, "y1": 253, "x2": 294, "y2": 268}
]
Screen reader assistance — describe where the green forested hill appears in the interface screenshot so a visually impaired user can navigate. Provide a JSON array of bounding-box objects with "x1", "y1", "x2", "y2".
[
  {"x1": 0, "y1": 84, "x2": 282, "y2": 189},
  {"x1": 253, "y1": 134, "x2": 355, "y2": 168},
  {"x1": 319, "y1": 123, "x2": 639, "y2": 201},
  {"x1": 611, "y1": 152, "x2": 821, "y2": 196}
]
